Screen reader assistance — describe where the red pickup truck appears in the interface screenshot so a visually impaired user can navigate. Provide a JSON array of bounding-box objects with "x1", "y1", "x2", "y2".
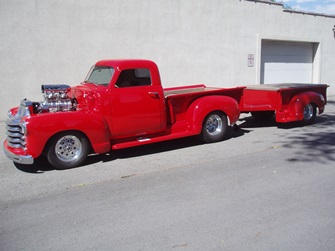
[{"x1": 3, "y1": 59, "x2": 328, "y2": 169}]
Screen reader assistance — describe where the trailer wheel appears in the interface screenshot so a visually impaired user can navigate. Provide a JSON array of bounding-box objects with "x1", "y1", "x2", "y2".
[
  {"x1": 201, "y1": 112, "x2": 228, "y2": 143},
  {"x1": 302, "y1": 103, "x2": 316, "y2": 125},
  {"x1": 46, "y1": 132, "x2": 89, "y2": 170}
]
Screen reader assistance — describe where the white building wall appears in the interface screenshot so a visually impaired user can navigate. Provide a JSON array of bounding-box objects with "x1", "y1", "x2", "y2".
[{"x1": 0, "y1": 0, "x2": 334, "y2": 120}]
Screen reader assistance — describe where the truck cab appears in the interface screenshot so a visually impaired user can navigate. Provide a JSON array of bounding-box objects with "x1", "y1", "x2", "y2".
[{"x1": 81, "y1": 59, "x2": 167, "y2": 139}]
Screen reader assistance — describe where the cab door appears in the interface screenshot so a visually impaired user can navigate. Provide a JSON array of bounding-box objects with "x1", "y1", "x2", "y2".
[{"x1": 110, "y1": 68, "x2": 166, "y2": 139}]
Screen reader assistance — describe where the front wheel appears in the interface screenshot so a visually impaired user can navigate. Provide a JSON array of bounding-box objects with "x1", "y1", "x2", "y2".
[
  {"x1": 201, "y1": 112, "x2": 228, "y2": 143},
  {"x1": 302, "y1": 103, "x2": 316, "y2": 125},
  {"x1": 46, "y1": 132, "x2": 89, "y2": 170}
]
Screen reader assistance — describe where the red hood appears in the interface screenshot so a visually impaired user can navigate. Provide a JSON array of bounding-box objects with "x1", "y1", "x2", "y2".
[{"x1": 70, "y1": 83, "x2": 104, "y2": 111}]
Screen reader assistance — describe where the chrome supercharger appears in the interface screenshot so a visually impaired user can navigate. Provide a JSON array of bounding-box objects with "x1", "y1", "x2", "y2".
[{"x1": 38, "y1": 84, "x2": 76, "y2": 113}]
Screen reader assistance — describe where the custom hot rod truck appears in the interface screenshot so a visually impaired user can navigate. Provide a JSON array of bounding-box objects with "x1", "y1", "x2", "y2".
[{"x1": 3, "y1": 59, "x2": 328, "y2": 169}]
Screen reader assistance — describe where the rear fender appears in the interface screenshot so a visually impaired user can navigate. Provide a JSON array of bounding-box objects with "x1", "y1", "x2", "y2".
[
  {"x1": 25, "y1": 111, "x2": 110, "y2": 158},
  {"x1": 186, "y1": 95, "x2": 240, "y2": 134}
]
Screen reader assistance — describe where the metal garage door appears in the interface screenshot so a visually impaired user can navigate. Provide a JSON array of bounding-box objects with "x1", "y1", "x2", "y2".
[{"x1": 260, "y1": 40, "x2": 314, "y2": 84}]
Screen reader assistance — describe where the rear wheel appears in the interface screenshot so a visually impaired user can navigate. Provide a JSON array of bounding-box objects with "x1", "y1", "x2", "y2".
[
  {"x1": 302, "y1": 103, "x2": 316, "y2": 125},
  {"x1": 201, "y1": 112, "x2": 228, "y2": 143},
  {"x1": 46, "y1": 132, "x2": 89, "y2": 170}
]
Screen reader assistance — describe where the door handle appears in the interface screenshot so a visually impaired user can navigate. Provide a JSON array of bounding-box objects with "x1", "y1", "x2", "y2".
[{"x1": 148, "y1": 92, "x2": 160, "y2": 99}]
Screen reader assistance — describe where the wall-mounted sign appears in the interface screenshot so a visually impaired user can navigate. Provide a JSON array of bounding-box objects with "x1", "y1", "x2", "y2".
[{"x1": 248, "y1": 54, "x2": 254, "y2": 67}]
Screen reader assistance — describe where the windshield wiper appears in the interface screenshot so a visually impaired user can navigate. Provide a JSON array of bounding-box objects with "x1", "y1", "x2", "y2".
[{"x1": 83, "y1": 81, "x2": 99, "y2": 86}]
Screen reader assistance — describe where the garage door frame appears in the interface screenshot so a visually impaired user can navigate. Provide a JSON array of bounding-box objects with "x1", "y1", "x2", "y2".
[{"x1": 256, "y1": 35, "x2": 321, "y2": 85}]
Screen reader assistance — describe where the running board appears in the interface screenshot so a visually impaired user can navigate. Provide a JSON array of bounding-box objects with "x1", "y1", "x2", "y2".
[{"x1": 111, "y1": 131, "x2": 198, "y2": 150}]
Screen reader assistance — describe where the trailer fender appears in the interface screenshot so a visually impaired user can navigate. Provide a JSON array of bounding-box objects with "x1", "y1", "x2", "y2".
[
  {"x1": 291, "y1": 91, "x2": 326, "y2": 118},
  {"x1": 24, "y1": 111, "x2": 111, "y2": 158},
  {"x1": 186, "y1": 95, "x2": 240, "y2": 134},
  {"x1": 277, "y1": 91, "x2": 326, "y2": 123}
]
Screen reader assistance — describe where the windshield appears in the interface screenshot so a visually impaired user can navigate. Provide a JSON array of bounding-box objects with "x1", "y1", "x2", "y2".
[{"x1": 85, "y1": 66, "x2": 114, "y2": 86}]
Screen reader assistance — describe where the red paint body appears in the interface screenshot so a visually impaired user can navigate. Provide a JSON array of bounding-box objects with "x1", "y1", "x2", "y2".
[{"x1": 3, "y1": 60, "x2": 328, "y2": 164}]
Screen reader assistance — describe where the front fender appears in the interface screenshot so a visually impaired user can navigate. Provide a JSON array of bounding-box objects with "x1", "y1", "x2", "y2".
[
  {"x1": 24, "y1": 111, "x2": 110, "y2": 158},
  {"x1": 276, "y1": 92, "x2": 326, "y2": 123},
  {"x1": 186, "y1": 95, "x2": 240, "y2": 134}
]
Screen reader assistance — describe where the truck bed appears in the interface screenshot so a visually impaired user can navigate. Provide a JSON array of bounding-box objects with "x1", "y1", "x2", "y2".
[
  {"x1": 164, "y1": 84, "x2": 246, "y2": 99},
  {"x1": 163, "y1": 84, "x2": 245, "y2": 125},
  {"x1": 164, "y1": 84, "x2": 222, "y2": 97}
]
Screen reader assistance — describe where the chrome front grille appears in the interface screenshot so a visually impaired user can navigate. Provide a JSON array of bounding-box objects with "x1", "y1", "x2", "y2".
[
  {"x1": 6, "y1": 99, "x2": 31, "y2": 149},
  {"x1": 6, "y1": 123, "x2": 26, "y2": 148}
]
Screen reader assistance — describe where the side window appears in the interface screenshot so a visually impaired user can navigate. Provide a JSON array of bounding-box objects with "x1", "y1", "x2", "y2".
[{"x1": 115, "y1": 68, "x2": 151, "y2": 88}]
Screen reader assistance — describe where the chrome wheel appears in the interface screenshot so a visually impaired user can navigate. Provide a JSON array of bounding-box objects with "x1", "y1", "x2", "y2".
[
  {"x1": 201, "y1": 112, "x2": 228, "y2": 143},
  {"x1": 206, "y1": 114, "x2": 223, "y2": 136},
  {"x1": 302, "y1": 103, "x2": 316, "y2": 125},
  {"x1": 47, "y1": 132, "x2": 89, "y2": 169},
  {"x1": 55, "y1": 135, "x2": 82, "y2": 162},
  {"x1": 303, "y1": 103, "x2": 314, "y2": 121}
]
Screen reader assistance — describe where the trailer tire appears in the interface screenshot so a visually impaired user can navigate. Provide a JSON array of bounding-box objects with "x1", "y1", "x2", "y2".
[
  {"x1": 201, "y1": 111, "x2": 228, "y2": 143},
  {"x1": 46, "y1": 131, "x2": 89, "y2": 170},
  {"x1": 302, "y1": 103, "x2": 316, "y2": 125}
]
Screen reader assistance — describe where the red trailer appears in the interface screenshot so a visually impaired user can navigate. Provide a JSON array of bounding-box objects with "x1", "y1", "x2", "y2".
[{"x1": 240, "y1": 83, "x2": 328, "y2": 124}]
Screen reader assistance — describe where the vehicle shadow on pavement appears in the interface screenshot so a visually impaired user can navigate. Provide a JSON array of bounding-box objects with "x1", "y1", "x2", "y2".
[
  {"x1": 85, "y1": 125, "x2": 249, "y2": 165},
  {"x1": 13, "y1": 125, "x2": 248, "y2": 173},
  {"x1": 237, "y1": 111, "x2": 335, "y2": 163},
  {"x1": 14, "y1": 157, "x2": 55, "y2": 173},
  {"x1": 278, "y1": 113, "x2": 335, "y2": 163},
  {"x1": 237, "y1": 115, "x2": 277, "y2": 129},
  {"x1": 238, "y1": 114, "x2": 329, "y2": 130}
]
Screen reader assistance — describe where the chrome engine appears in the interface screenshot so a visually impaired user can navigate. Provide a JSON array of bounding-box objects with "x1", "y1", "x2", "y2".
[
  {"x1": 5, "y1": 85, "x2": 76, "y2": 150},
  {"x1": 38, "y1": 84, "x2": 75, "y2": 113}
]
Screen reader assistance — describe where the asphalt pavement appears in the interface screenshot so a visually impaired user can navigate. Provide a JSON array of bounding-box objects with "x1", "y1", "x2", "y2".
[{"x1": 1, "y1": 97, "x2": 335, "y2": 250}]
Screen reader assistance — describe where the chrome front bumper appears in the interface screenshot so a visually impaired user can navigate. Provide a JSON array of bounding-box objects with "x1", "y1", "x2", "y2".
[{"x1": 3, "y1": 142, "x2": 34, "y2": 165}]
